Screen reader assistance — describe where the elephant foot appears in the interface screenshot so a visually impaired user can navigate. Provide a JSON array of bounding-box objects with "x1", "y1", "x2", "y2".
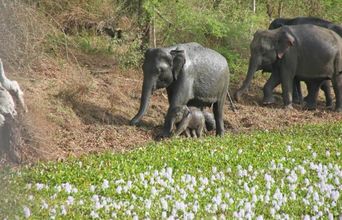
[
  {"x1": 326, "y1": 99, "x2": 333, "y2": 108},
  {"x1": 303, "y1": 103, "x2": 317, "y2": 111},
  {"x1": 284, "y1": 104, "x2": 293, "y2": 110},
  {"x1": 262, "y1": 96, "x2": 275, "y2": 105},
  {"x1": 234, "y1": 91, "x2": 242, "y2": 102},
  {"x1": 215, "y1": 132, "x2": 224, "y2": 137},
  {"x1": 293, "y1": 97, "x2": 303, "y2": 105},
  {"x1": 156, "y1": 131, "x2": 171, "y2": 141},
  {"x1": 335, "y1": 107, "x2": 342, "y2": 112}
]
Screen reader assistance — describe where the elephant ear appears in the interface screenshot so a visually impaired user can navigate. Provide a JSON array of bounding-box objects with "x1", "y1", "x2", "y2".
[
  {"x1": 170, "y1": 49, "x2": 186, "y2": 81},
  {"x1": 276, "y1": 30, "x2": 295, "y2": 59}
]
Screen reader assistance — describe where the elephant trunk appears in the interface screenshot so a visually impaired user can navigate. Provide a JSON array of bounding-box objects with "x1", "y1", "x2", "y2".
[
  {"x1": 234, "y1": 56, "x2": 260, "y2": 102},
  {"x1": 130, "y1": 78, "x2": 154, "y2": 125}
]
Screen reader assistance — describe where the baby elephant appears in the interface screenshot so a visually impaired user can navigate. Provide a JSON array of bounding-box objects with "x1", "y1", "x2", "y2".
[{"x1": 171, "y1": 106, "x2": 206, "y2": 138}]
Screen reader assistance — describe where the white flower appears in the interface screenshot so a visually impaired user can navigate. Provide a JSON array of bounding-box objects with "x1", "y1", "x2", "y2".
[
  {"x1": 212, "y1": 166, "x2": 217, "y2": 173},
  {"x1": 307, "y1": 145, "x2": 312, "y2": 150},
  {"x1": 331, "y1": 190, "x2": 340, "y2": 201},
  {"x1": 63, "y1": 183, "x2": 72, "y2": 194},
  {"x1": 90, "y1": 185, "x2": 96, "y2": 192},
  {"x1": 151, "y1": 187, "x2": 158, "y2": 196},
  {"x1": 23, "y1": 206, "x2": 31, "y2": 218},
  {"x1": 174, "y1": 201, "x2": 186, "y2": 212},
  {"x1": 248, "y1": 165, "x2": 253, "y2": 172},
  {"x1": 60, "y1": 205, "x2": 67, "y2": 215},
  {"x1": 160, "y1": 198, "x2": 168, "y2": 210},
  {"x1": 270, "y1": 207, "x2": 276, "y2": 216},
  {"x1": 264, "y1": 173, "x2": 273, "y2": 182},
  {"x1": 238, "y1": 149, "x2": 243, "y2": 155},
  {"x1": 286, "y1": 145, "x2": 292, "y2": 152},
  {"x1": 66, "y1": 196, "x2": 74, "y2": 205},
  {"x1": 220, "y1": 203, "x2": 227, "y2": 211},
  {"x1": 326, "y1": 150, "x2": 331, "y2": 157},
  {"x1": 256, "y1": 215, "x2": 264, "y2": 220},
  {"x1": 312, "y1": 152, "x2": 317, "y2": 158},
  {"x1": 185, "y1": 212, "x2": 195, "y2": 220},
  {"x1": 90, "y1": 210, "x2": 99, "y2": 219},
  {"x1": 102, "y1": 179, "x2": 109, "y2": 190},
  {"x1": 92, "y1": 195, "x2": 99, "y2": 202},
  {"x1": 41, "y1": 200, "x2": 49, "y2": 209},
  {"x1": 36, "y1": 183, "x2": 45, "y2": 191},
  {"x1": 336, "y1": 152, "x2": 341, "y2": 157},
  {"x1": 244, "y1": 182, "x2": 250, "y2": 193},
  {"x1": 229, "y1": 198, "x2": 234, "y2": 204},
  {"x1": 28, "y1": 195, "x2": 34, "y2": 201},
  {"x1": 78, "y1": 200, "x2": 84, "y2": 205},
  {"x1": 224, "y1": 192, "x2": 230, "y2": 199},
  {"x1": 145, "y1": 199, "x2": 152, "y2": 209},
  {"x1": 116, "y1": 185, "x2": 122, "y2": 194},
  {"x1": 303, "y1": 215, "x2": 310, "y2": 220},
  {"x1": 192, "y1": 202, "x2": 199, "y2": 213},
  {"x1": 162, "y1": 211, "x2": 167, "y2": 219}
]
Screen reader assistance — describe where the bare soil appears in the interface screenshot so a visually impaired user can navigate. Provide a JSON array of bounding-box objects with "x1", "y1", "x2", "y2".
[{"x1": 6, "y1": 55, "x2": 342, "y2": 165}]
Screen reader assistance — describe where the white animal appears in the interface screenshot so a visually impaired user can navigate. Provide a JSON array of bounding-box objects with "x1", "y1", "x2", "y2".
[
  {"x1": 0, "y1": 85, "x2": 16, "y2": 127},
  {"x1": 0, "y1": 58, "x2": 27, "y2": 112}
]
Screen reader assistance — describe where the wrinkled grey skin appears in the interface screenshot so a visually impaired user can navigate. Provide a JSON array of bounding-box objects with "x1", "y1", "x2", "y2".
[
  {"x1": 130, "y1": 42, "x2": 229, "y2": 137},
  {"x1": 235, "y1": 25, "x2": 342, "y2": 111},
  {"x1": 267, "y1": 16, "x2": 342, "y2": 108},
  {"x1": 171, "y1": 106, "x2": 205, "y2": 138}
]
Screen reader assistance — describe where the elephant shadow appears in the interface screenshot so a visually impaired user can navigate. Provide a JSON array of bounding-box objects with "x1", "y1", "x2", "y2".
[{"x1": 56, "y1": 91, "x2": 129, "y2": 126}]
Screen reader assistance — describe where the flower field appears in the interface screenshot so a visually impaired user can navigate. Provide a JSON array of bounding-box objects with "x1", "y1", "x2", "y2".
[{"x1": 1, "y1": 123, "x2": 342, "y2": 219}]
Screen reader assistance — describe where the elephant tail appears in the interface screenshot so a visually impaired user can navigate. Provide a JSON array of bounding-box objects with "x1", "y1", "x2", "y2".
[{"x1": 227, "y1": 91, "x2": 237, "y2": 112}]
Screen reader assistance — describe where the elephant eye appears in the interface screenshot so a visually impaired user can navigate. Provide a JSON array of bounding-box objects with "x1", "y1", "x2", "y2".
[{"x1": 156, "y1": 67, "x2": 165, "y2": 75}]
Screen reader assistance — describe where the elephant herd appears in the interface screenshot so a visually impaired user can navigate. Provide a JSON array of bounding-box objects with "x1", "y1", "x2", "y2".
[{"x1": 130, "y1": 16, "x2": 342, "y2": 139}]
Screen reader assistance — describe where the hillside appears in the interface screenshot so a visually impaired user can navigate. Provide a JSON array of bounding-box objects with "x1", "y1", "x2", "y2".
[{"x1": 1, "y1": 0, "x2": 341, "y2": 165}]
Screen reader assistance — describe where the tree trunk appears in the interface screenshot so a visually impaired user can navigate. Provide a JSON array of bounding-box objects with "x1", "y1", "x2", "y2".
[
  {"x1": 252, "y1": 0, "x2": 256, "y2": 13},
  {"x1": 277, "y1": 0, "x2": 283, "y2": 17}
]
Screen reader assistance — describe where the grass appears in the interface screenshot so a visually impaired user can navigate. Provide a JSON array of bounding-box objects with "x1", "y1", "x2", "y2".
[{"x1": 1, "y1": 122, "x2": 341, "y2": 219}]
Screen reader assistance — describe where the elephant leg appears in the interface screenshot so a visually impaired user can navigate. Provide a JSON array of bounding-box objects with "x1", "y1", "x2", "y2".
[
  {"x1": 166, "y1": 87, "x2": 174, "y2": 105},
  {"x1": 320, "y1": 80, "x2": 333, "y2": 108},
  {"x1": 196, "y1": 123, "x2": 204, "y2": 138},
  {"x1": 159, "y1": 110, "x2": 175, "y2": 139},
  {"x1": 304, "y1": 80, "x2": 320, "y2": 110},
  {"x1": 191, "y1": 129, "x2": 198, "y2": 138},
  {"x1": 213, "y1": 99, "x2": 225, "y2": 136},
  {"x1": 185, "y1": 129, "x2": 191, "y2": 137},
  {"x1": 262, "y1": 73, "x2": 281, "y2": 105},
  {"x1": 332, "y1": 74, "x2": 342, "y2": 112},
  {"x1": 280, "y1": 73, "x2": 294, "y2": 108},
  {"x1": 174, "y1": 116, "x2": 191, "y2": 137},
  {"x1": 292, "y1": 78, "x2": 303, "y2": 104}
]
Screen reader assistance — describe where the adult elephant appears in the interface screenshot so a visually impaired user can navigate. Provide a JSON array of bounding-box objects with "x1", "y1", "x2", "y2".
[
  {"x1": 269, "y1": 16, "x2": 342, "y2": 36},
  {"x1": 267, "y1": 16, "x2": 342, "y2": 108},
  {"x1": 130, "y1": 42, "x2": 230, "y2": 137},
  {"x1": 235, "y1": 25, "x2": 342, "y2": 111}
]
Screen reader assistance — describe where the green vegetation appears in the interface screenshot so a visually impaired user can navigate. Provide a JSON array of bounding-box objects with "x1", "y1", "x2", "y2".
[
  {"x1": 2, "y1": 122, "x2": 341, "y2": 218},
  {"x1": 22, "y1": 0, "x2": 342, "y2": 71}
]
